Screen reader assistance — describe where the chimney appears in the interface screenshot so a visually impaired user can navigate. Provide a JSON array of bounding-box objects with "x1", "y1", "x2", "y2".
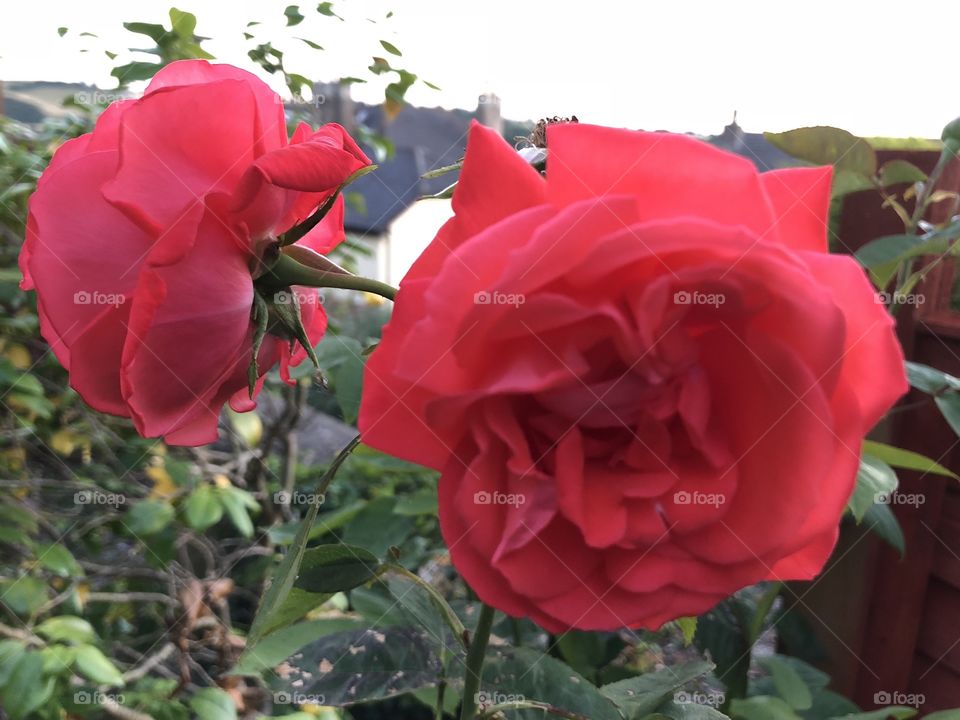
[
  {"x1": 313, "y1": 81, "x2": 355, "y2": 135},
  {"x1": 477, "y1": 92, "x2": 502, "y2": 136}
]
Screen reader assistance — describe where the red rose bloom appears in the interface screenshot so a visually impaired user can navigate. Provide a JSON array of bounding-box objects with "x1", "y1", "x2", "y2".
[
  {"x1": 20, "y1": 60, "x2": 369, "y2": 445},
  {"x1": 359, "y1": 122, "x2": 907, "y2": 631}
]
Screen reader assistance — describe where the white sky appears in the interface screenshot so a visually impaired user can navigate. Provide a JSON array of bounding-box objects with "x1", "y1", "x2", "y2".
[{"x1": 2, "y1": 0, "x2": 959, "y2": 138}]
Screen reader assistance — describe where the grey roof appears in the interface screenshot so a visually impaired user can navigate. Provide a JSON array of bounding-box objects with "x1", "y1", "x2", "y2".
[
  {"x1": 706, "y1": 122, "x2": 799, "y2": 171},
  {"x1": 344, "y1": 145, "x2": 426, "y2": 236}
]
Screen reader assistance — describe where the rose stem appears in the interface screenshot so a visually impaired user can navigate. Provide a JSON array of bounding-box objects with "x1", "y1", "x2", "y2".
[
  {"x1": 460, "y1": 602, "x2": 496, "y2": 720},
  {"x1": 261, "y1": 252, "x2": 398, "y2": 301}
]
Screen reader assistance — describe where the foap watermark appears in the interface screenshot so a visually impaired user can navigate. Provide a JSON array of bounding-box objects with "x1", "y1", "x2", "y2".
[
  {"x1": 876, "y1": 291, "x2": 925, "y2": 306},
  {"x1": 673, "y1": 490, "x2": 725, "y2": 508},
  {"x1": 74, "y1": 90, "x2": 126, "y2": 105},
  {"x1": 474, "y1": 290, "x2": 525, "y2": 308},
  {"x1": 674, "y1": 290, "x2": 726, "y2": 308},
  {"x1": 274, "y1": 490, "x2": 326, "y2": 506},
  {"x1": 875, "y1": 490, "x2": 925, "y2": 508},
  {"x1": 273, "y1": 691, "x2": 326, "y2": 706},
  {"x1": 674, "y1": 691, "x2": 725, "y2": 707},
  {"x1": 74, "y1": 691, "x2": 126, "y2": 706},
  {"x1": 74, "y1": 490, "x2": 126, "y2": 508},
  {"x1": 874, "y1": 691, "x2": 925, "y2": 708},
  {"x1": 274, "y1": 289, "x2": 324, "y2": 307},
  {"x1": 474, "y1": 490, "x2": 525, "y2": 507},
  {"x1": 286, "y1": 92, "x2": 326, "y2": 107},
  {"x1": 74, "y1": 290, "x2": 125, "y2": 308},
  {"x1": 475, "y1": 690, "x2": 525, "y2": 708}
]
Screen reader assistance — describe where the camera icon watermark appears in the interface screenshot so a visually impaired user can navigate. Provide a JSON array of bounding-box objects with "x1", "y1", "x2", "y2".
[
  {"x1": 674, "y1": 691, "x2": 725, "y2": 707},
  {"x1": 674, "y1": 290, "x2": 726, "y2": 308},
  {"x1": 876, "y1": 292, "x2": 925, "y2": 306},
  {"x1": 274, "y1": 289, "x2": 324, "y2": 307},
  {"x1": 874, "y1": 690, "x2": 924, "y2": 708},
  {"x1": 74, "y1": 290, "x2": 125, "y2": 308},
  {"x1": 74, "y1": 490, "x2": 126, "y2": 508},
  {"x1": 273, "y1": 691, "x2": 326, "y2": 706},
  {"x1": 474, "y1": 490, "x2": 526, "y2": 507},
  {"x1": 874, "y1": 491, "x2": 925, "y2": 507},
  {"x1": 274, "y1": 490, "x2": 326, "y2": 506},
  {"x1": 73, "y1": 91, "x2": 125, "y2": 105},
  {"x1": 474, "y1": 290, "x2": 525, "y2": 308},
  {"x1": 74, "y1": 691, "x2": 126, "y2": 705},
  {"x1": 475, "y1": 690, "x2": 524, "y2": 708},
  {"x1": 673, "y1": 490, "x2": 725, "y2": 508}
]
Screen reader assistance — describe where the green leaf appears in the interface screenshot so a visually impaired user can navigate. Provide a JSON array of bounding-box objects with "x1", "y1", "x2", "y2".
[
  {"x1": 168, "y1": 8, "x2": 198, "y2": 37},
  {"x1": 218, "y1": 486, "x2": 257, "y2": 538},
  {"x1": 294, "y1": 544, "x2": 381, "y2": 593},
  {"x1": 655, "y1": 699, "x2": 729, "y2": 720},
  {"x1": 36, "y1": 615, "x2": 96, "y2": 643},
  {"x1": 123, "y1": 21, "x2": 169, "y2": 43},
  {"x1": 298, "y1": 37, "x2": 324, "y2": 50},
  {"x1": 862, "y1": 440, "x2": 957, "y2": 479},
  {"x1": 127, "y1": 499, "x2": 175, "y2": 536},
  {"x1": 675, "y1": 617, "x2": 697, "y2": 646},
  {"x1": 341, "y1": 497, "x2": 415, "y2": 557},
  {"x1": 57, "y1": 27, "x2": 68, "y2": 36},
  {"x1": 831, "y1": 169, "x2": 875, "y2": 197},
  {"x1": 935, "y1": 393, "x2": 960, "y2": 437},
  {"x1": 1, "y1": 651, "x2": 53, "y2": 720},
  {"x1": 233, "y1": 617, "x2": 363, "y2": 675},
  {"x1": 747, "y1": 583, "x2": 781, "y2": 644},
  {"x1": 862, "y1": 501, "x2": 906, "y2": 556},
  {"x1": 184, "y1": 484, "x2": 224, "y2": 531},
  {"x1": 832, "y1": 708, "x2": 917, "y2": 720},
  {"x1": 694, "y1": 602, "x2": 750, "y2": 699},
  {"x1": 36, "y1": 542, "x2": 82, "y2": 577},
  {"x1": 729, "y1": 695, "x2": 802, "y2": 720},
  {"x1": 393, "y1": 488, "x2": 438, "y2": 516},
  {"x1": 0, "y1": 576, "x2": 48, "y2": 615},
  {"x1": 316, "y1": 1, "x2": 341, "y2": 18},
  {"x1": 244, "y1": 437, "x2": 360, "y2": 648},
  {"x1": 383, "y1": 567, "x2": 467, "y2": 652},
  {"x1": 602, "y1": 661, "x2": 715, "y2": 719},
  {"x1": 273, "y1": 626, "x2": 442, "y2": 705},
  {"x1": 905, "y1": 362, "x2": 960, "y2": 394},
  {"x1": 878, "y1": 159, "x2": 927, "y2": 186},
  {"x1": 475, "y1": 646, "x2": 621, "y2": 720},
  {"x1": 262, "y1": 588, "x2": 334, "y2": 644},
  {"x1": 922, "y1": 711, "x2": 960, "y2": 720},
  {"x1": 854, "y1": 234, "x2": 935, "y2": 269},
  {"x1": 0, "y1": 641, "x2": 26, "y2": 691},
  {"x1": 317, "y1": 335, "x2": 366, "y2": 424},
  {"x1": 760, "y1": 656, "x2": 812, "y2": 710},
  {"x1": 764, "y1": 127, "x2": 877, "y2": 176},
  {"x1": 284, "y1": 5, "x2": 305, "y2": 25},
  {"x1": 847, "y1": 456, "x2": 898, "y2": 522},
  {"x1": 74, "y1": 644, "x2": 124, "y2": 686},
  {"x1": 555, "y1": 630, "x2": 624, "y2": 682},
  {"x1": 190, "y1": 687, "x2": 237, "y2": 720},
  {"x1": 379, "y1": 39, "x2": 402, "y2": 56}
]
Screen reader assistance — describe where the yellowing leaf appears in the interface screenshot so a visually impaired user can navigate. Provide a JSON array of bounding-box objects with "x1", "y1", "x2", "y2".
[
  {"x1": 214, "y1": 474, "x2": 232, "y2": 489},
  {"x1": 227, "y1": 408, "x2": 263, "y2": 447},
  {"x1": 1, "y1": 447, "x2": 26, "y2": 473},
  {"x1": 4, "y1": 344, "x2": 32, "y2": 369},
  {"x1": 50, "y1": 429, "x2": 81, "y2": 456},
  {"x1": 146, "y1": 463, "x2": 177, "y2": 500},
  {"x1": 75, "y1": 582, "x2": 90, "y2": 610}
]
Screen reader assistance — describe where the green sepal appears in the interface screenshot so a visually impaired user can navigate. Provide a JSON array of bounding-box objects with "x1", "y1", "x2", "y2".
[
  {"x1": 248, "y1": 291, "x2": 270, "y2": 398},
  {"x1": 270, "y1": 290, "x2": 320, "y2": 369}
]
